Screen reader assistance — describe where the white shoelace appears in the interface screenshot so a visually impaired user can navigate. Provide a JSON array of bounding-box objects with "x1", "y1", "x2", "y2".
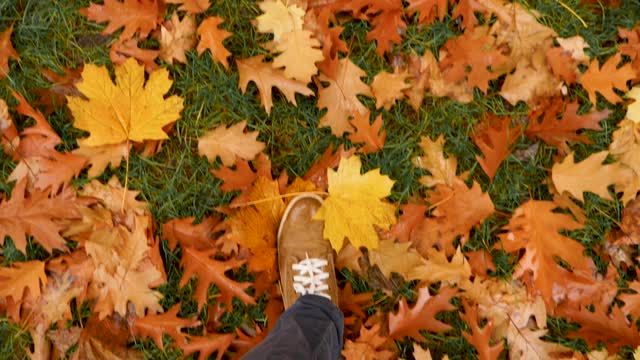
[{"x1": 292, "y1": 255, "x2": 331, "y2": 300}]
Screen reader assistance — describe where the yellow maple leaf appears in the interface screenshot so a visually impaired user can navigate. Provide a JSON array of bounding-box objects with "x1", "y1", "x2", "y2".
[
  {"x1": 67, "y1": 58, "x2": 183, "y2": 147},
  {"x1": 314, "y1": 156, "x2": 396, "y2": 250}
]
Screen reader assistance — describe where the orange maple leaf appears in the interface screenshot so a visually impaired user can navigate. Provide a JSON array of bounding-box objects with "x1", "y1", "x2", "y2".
[
  {"x1": 580, "y1": 53, "x2": 636, "y2": 104},
  {"x1": 348, "y1": 112, "x2": 386, "y2": 154},
  {"x1": 80, "y1": 0, "x2": 161, "y2": 41},
  {"x1": 197, "y1": 17, "x2": 232, "y2": 69},
  {"x1": 388, "y1": 286, "x2": 457, "y2": 340},
  {"x1": 0, "y1": 25, "x2": 19, "y2": 78},
  {"x1": 472, "y1": 116, "x2": 523, "y2": 180}
]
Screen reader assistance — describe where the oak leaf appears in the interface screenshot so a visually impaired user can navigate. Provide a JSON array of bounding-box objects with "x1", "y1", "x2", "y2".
[
  {"x1": 496, "y1": 200, "x2": 591, "y2": 308},
  {"x1": 179, "y1": 246, "x2": 255, "y2": 309},
  {"x1": 580, "y1": 53, "x2": 636, "y2": 105},
  {"x1": 0, "y1": 25, "x2": 19, "y2": 78},
  {"x1": 273, "y1": 29, "x2": 323, "y2": 83},
  {"x1": 460, "y1": 301, "x2": 504, "y2": 360},
  {"x1": 408, "y1": 247, "x2": 471, "y2": 285},
  {"x1": 412, "y1": 135, "x2": 457, "y2": 187},
  {"x1": 162, "y1": 216, "x2": 219, "y2": 251},
  {"x1": 133, "y1": 304, "x2": 200, "y2": 349},
  {"x1": 412, "y1": 178, "x2": 494, "y2": 256},
  {"x1": 385, "y1": 203, "x2": 427, "y2": 243},
  {"x1": 197, "y1": 17, "x2": 232, "y2": 69},
  {"x1": 314, "y1": 156, "x2": 396, "y2": 250},
  {"x1": 339, "y1": 283, "x2": 373, "y2": 318},
  {"x1": 212, "y1": 158, "x2": 259, "y2": 193},
  {"x1": 165, "y1": 0, "x2": 211, "y2": 14},
  {"x1": 388, "y1": 286, "x2": 457, "y2": 340},
  {"x1": 317, "y1": 58, "x2": 372, "y2": 135},
  {"x1": 620, "y1": 281, "x2": 640, "y2": 320},
  {"x1": 546, "y1": 47, "x2": 578, "y2": 84},
  {"x1": 342, "y1": 324, "x2": 394, "y2": 360},
  {"x1": 627, "y1": 85, "x2": 640, "y2": 123},
  {"x1": 406, "y1": 0, "x2": 452, "y2": 25},
  {"x1": 180, "y1": 334, "x2": 234, "y2": 360},
  {"x1": 0, "y1": 260, "x2": 46, "y2": 301},
  {"x1": 473, "y1": 116, "x2": 523, "y2": 180},
  {"x1": 256, "y1": 0, "x2": 305, "y2": 43},
  {"x1": 198, "y1": 120, "x2": 265, "y2": 167},
  {"x1": 9, "y1": 151, "x2": 88, "y2": 193},
  {"x1": 371, "y1": 70, "x2": 409, "y2": 110},
  {"x1": 552, "y1": 151, "x2": 636, "y2": 203},
  {"x1": 368, "y1": 239, "x2": 424, "y2": 279},
  {"x1": 440, "y1": 25, "x2": 508, "y2": 93},
  {"x1": 80, "y1": 0, "x2": 161, "y2": 41},
  {"x1": 619, "y1": 27, "x2": 640, "y2": 77},
  {"x1": 73, "y1": 142, "x2": 130, "y2": 178},
  {"x1": 556, "y1": 36, "x2": 590, "y2": 64},
  {"x1": 452, "y1": 0, "x2": 483, "y2": 30},
  {"x1": 159, "y1": 13, "x2": 197, "y2": 64},
  {"x1": 526, "y1": 99, "x2": 608, "y2": 155},
  {"x1": 71, "y1": 314, "x2": 143, "y2": 360},
  {"x1": 366, "y1": 9, "x2": 405, "y2": 56},
  {"x1": 348, "y1": 112, "x2": 386, "y2": 154},
  {"x1": 109, "y1": 38, "x2": 160, "y2": 73},
  {"x1": 237, "y1": 55, "x2": 313, "y2": 114},
  {"x1": 67, "y1": 58, "x2": 183, "y2": 146},
  {"x1": 0, "y1": 179, "x2": 79, "y2": 253}
]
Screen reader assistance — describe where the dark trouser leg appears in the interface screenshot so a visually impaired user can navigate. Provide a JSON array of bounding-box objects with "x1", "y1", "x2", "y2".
[{"x1": 242, "y1": 295, "x2": 344, "y2": 360}]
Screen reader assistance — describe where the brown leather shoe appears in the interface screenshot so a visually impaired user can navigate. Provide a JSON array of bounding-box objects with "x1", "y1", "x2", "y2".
[{"x1": 277, "y1": 193, "x2": 339, "y2": 309}]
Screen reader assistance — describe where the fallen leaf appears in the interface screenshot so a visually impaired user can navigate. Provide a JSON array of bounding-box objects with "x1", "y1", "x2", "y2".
[
  {"x1": 0, "y1": 260, "x2": 46, "y2": 301},
  {"x1": 109, "y1": 38, "x2": 160, "y2": 72},
  {"x1": 133, "y1": 304, "x2": 200, "y2": 349},
  {"x1": 342, "y1": 323, "x2": 394, "y2": 360},
  {"x1": 212, "y1": 158, "x2": 259, "y2": 193},
  {"x1": 317, "y1": 58, "x2": 372, "y2": 135},
  {"x1": 552, "y1": 151, "x2": 636, "y2": 202},
  {"x1": 473, "y1": 115, "x2": 523, "y2": 180},
  {"x1": 556, "y1": 36, "x2": 590, "y2": 63},
  {"x1": 272, "y1": 29, "x2": 323, "y2": 83},
  {"x1": 500, "y1": 49, "x2": 561, "y2": 105},
  {"x1": 388, "y1": 286, "x2": 457, "y2": 340},
  {"x1": 580, "y1": 53, "x2": 636, "y2": 105},
  {"x1": 162, "y1": 216, "x2": 220, "y2": 251},
  {"x1": 409, "y1": 247, "x2": 471, "y2": 285},
  {"x1": 371, "y1": 70, "x2": 409, "y2": 110},
  {"x1": 80, "y1": 0, "x2": 161, "y2": 41},
  {"x1": 348, "y1": 112, "x2": 386, "y2": 154},
  {"x1": 198, "y1": 120, "x2": 265, "y2": 167},
  {"x1": 67, "y1": 58, "x2": 184, "y2": 146},
  {"x1": 315, "y1": 156, "x2": 396, "y2": 250},
  {"x1": 73, "y1": 142, "x2": 130, "y2": 178},
  {"x1": 197, "y1": 16, "x2": 232, "y2": 69},
  {"x1": 0, "y1": 25, "x2": 19, "y2": 78},
  {"x1": 627, "y1": 85, "x2": 640, "y2": 123},
  {"x1": 33, "y1": 66, "x2": 83, "y2": 114},
  {"x1": 368, "y1": 239, "x2": 424, "y2": 279},
  {"x1": 406, "y1": 0, "x2": 452, "y2": 25},
  {"x1": 460, "y1": 301, "x2": 504, "y2": 360},
  {"x1": 385, "y1": 203, "x2": 427, "y2": 243},
  {"x1": 303, "y1": 144, "x2": 356, "y2": 190},
  {"x1": 366, "y1": 8, "x2": 405, "y2": 56},
  {"x1": 412, "y1": 135, "x2": 457, "y2": 187},
  {"x1": 237, "y1": 55, "x2": 313, "y2": 114},
  {"x1": 180, "y1": 334, "x2": 234, "y2": 360},
  {"x1": 256, "y1": 0, "x2": 305, "y2": 43},
  {"x1": 159, "y1": 13, "x2": 197, "y2": 64}
]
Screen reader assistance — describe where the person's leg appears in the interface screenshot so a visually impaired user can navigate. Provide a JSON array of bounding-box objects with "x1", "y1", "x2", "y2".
[{"x1": 241, "y1": 295, "x2": 344, "y2": 360}]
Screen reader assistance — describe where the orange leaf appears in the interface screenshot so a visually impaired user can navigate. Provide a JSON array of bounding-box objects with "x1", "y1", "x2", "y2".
[
  {"x1": 371, "y1": 70, "x2": 409, "y2": 110},
  {"x1": 385, "y1": 203, "x2": 427, "y2": 243},
  {"x1": 348, "y1": 112, "x2": 386, "y2": 154},
  {"x1": 180, "y1": 334, "x2": 234, "y2": 360},
  {"x1": 0, "y1": 260, "x2": 46, "y2": 301},
  {"x1": 0, "y1": 179, "x2": 79, "y2": 253},
  {"x1": 212, "y1": 158, "x2": 258, "y2": 193},
  {"x1": 461, "y1": 301, "x2": 504, "y2": 360},
  {"x1": 452, "y1": 0, "x2": 483, "y2": 30},
  {"x1": 366, "y1": 9, "x2": 405, "y2": 56},
  {"x1": 342, "y1": 323, "x2": 394, "y2": 360},
  {"x1": 132, "y1": 304, "x2": 200, "y2": 349},
  {"x1": 33, "y1": 66, "x2": 83, "y2": 114},
  {"x1": 545, "y1": 47, "x2": 578, "y2": 84},
  {"x1": 580, "y1": 53, "x2": 636, "y2": 104},
  {"x1": 406, "y1": 0, "x2": 452, "y2": 25},
  {"x1": 197, "y1": 16, "x2": 232, "y2": 69},
  {"x1": 388, "y1": 286, "x2": 457, "y2": 340},
  {"x1": 162, "y1": 216, "x2": 220, "y2": 251},
  {"x1": 80, "y1": 0, "x2": 161, "y2": 41},
  {"x1": 472, "y1": 116, "x2": 523, "y2": 180},
  {"x1": 0, "y1": 25, "x2": 19, "y2": 78},
  {"x1": 339, "y1": 282, "x2": 373, "y2": 318},
  {"x1": 179, "y1": 246, "x2": 255, "y2": 309},
  {"x1": 237, "y1": 55, "x2": 313, "y2": 114},
  {"x1": 109, "y1": 38, "x2": 159, "y2": 73}
]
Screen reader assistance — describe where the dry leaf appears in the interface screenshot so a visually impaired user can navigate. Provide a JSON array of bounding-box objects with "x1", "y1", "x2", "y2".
[
  {"x1": 256, "y1": 0, "x2": 305, "y2": 43},
  {"x1": 348, "y1": 112, "x2": 386, "y2": 154},
  {"x1": 371, "y1": 70, "x2": 409, "y2": 110},
  {"x1": 0, "y1": 25, "x2": 19, "y2": 78},
  {"x1": 159, "y1": 13, "x2": 197, "y2": 64},
  {"x1": 0, "y1": 260, "x2": 46, "y2": 301},
  {"x1": 413, "y1": 135, "x2": 457, "y2": 187},
  {"x1": 165, "y1": 0, "x2": 211, "y2": 14},
  {"x1": 198, "y1": 121, "x2": 265, "y2": 167},
  {"x1": 272, "y1": 29, "x2": 323, "y2": 83},
  {"x1": 67, "y1": 58, "x2": 184, "y2": 146},
  {"x1": 409, "y1": 247, "x2": 471, "y2": 285},
  {"x1": 315, "y1": 156, "x2": 396, "y2": 250},
  {"x1": 109, "y1": 38, "x2": 160, "y2": 72},
  {"x1": 133, "y1": 305, "x2": 200, "y2": 349},
  {"x1": 580, "y1": 53, "x2": 636, "y2": 105},
  {"x1": 473, "y1": 116, "x2": 523, "y2": 180},
  {"x1": 388, "y1": 286, "x2": 457, "y2": 340},
  {"x1": 368, "y1": 239, "x2": 424, "y2": 279},
  {"x1": 197, "y1": 16, "x2": 232, "y2": 69},
  {"x1": 80, "y1": 0, "x2": 161, "y2": 41}
]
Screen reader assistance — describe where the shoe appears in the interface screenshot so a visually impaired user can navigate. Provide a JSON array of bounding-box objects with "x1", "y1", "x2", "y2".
[{"x1": 277, "y1": 193, "x2": 339, "y2": 309}]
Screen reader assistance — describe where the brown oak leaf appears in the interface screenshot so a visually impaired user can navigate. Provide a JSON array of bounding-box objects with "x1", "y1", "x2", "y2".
[
  {"x1": 198, "y1": 120, "x2": 265, "y2": 167},
  {"x1": 34, "y1": 66, "x2": 83, "y2": 114},
  {"x1": 366, "y1": 8, "x2": 405, "y2": 56},
  {"x1": 133, "y1": 304, "x2": 200, "y2": 349},
  {"x1": 473, "y1": 116, "x2": 522, "y2": 180},
  {"x1": 385, "y1": 203, "x2": 427, "y2": 243},
  {"x1": 342, "y1": 323, "x2": 394, "y2": 360},
  {"x1": 348, "y1": 112, "x2": 386, "y2": 154},
  {"x1": 109, "y1": 38, "x2": 160, "y2": 72},
  {"x1": 406, "y1": 0, "x2": 452, "y2": 25},
  {"x1": 80, "y1": 0, "x2": 161, "y2": 41}
]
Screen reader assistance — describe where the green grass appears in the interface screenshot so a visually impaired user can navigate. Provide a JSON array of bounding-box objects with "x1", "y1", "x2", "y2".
[{"x1": 2, "y1": 0, "x2": 640, "y2": 359}]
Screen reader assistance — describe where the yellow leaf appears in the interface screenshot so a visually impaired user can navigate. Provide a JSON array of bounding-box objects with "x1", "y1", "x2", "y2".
[
  {"x1": 412, "y1": 135, "x2": 457, "y2": 187},
  {"x1": 551, "y1": 151, "x2": 636, "y2": 202},
  {"x1": 197, "y1": 120, "x2": 265, "y2": 167},
  {"x1": 408, "y1": 247, "x2": 471, "y2": 285},
  {"x1": 627, "y1": 85, "x2": 640, "y2": 123},
  {"x1": 272, "y1": 29, "x2": 323, "y2": 83},
  {"x1": 256, "y1": 0, "x2": 304, "y2": 43},
  {"x1": 67, "y1": 58, "x2": 183, "y2": 147},
  {"x1": 314, "y1": 156, "x2": 396, "y2": 250},
  {"x1": 371, "y1": 70, "x2": 410, "y2": 110},
  {"x1": 368, "y1": 239, "x2": 423, "y2": 279}
]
